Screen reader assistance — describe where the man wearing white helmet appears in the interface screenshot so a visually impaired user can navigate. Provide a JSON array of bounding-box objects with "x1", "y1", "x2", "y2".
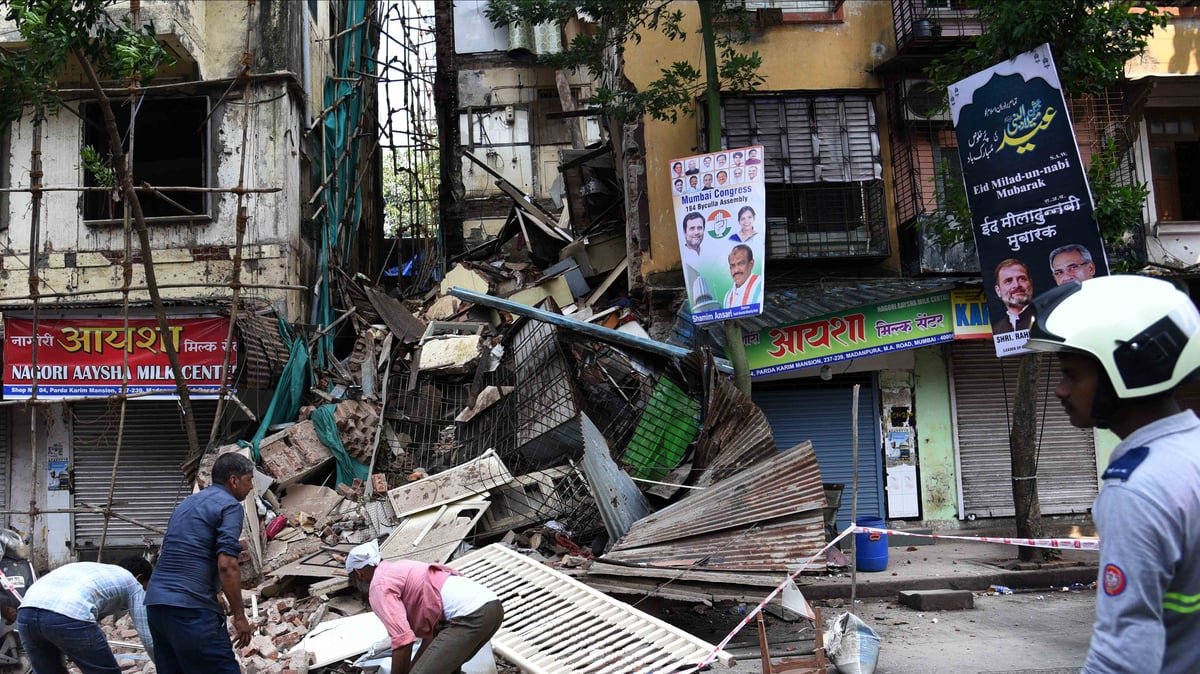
[
  {"x1": 344, "y1": 541, "x2": 503, "y2": 674},
  {"x1": 1027, "y1": 275, "x2": 1200, "y2": 674}
]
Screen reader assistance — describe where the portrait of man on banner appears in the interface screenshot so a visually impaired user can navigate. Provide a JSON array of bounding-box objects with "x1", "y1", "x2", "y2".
[
  {"x1": 670, "y1": 146, "x2": 768, "y2": 325},
  {"x1": 949, "y1": 44, "x2": 1110, "y2": 357}
]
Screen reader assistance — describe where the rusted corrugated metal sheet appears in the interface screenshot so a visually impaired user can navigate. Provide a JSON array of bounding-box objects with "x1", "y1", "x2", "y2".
[
  {"x1": 235, "y1": 312, "x2": 291, "y2": 389},
  {"x1": 603, "y1": 441, "x2": 828, "y2": 572},
  {"x1": 687, "y1": 351, "x2": 781, "y2": 486}
]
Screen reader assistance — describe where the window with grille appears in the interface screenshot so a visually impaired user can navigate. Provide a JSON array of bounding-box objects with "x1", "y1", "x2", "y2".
[
  {"x1": 740, "y1": 0, "x2": 840, "y2": 11},
  {"x1": 716, "y1": 93, "x2": 888, "y2": 258}
]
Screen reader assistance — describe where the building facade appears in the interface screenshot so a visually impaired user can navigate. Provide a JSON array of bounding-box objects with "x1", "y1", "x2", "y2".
[
  {"x1": 622, "y1": 0, "x2": 1199, "y2": 533},
  {"x1": 0, "y1": 0, "x2": 380, "y2": 567}
]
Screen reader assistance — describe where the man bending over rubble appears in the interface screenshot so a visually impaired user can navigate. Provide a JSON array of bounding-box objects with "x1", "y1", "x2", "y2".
[
  {"x1": 16, "y1": 556, "x2": 154, "y2": 674},
  {"x1": 145, "y1": 452, "x2": 256, "y2": 673},
  {"x1": 345, "y1": 541, "x2": 504, "y2": 674}
]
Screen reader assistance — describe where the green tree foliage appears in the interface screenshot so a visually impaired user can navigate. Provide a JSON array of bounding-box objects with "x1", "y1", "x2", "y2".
[
  {"x1": 0, "y1": 0, "x2": 175, "y2": 125},
  {"x1": 483, "y1": 0, "x2": 763, "y2": 122},
  {"x1": 383, "y1": 148, "x2": 439, "y2": 237},
  {"x1": 927, "y1": 0, "x2": 1165, "y2": 96}
]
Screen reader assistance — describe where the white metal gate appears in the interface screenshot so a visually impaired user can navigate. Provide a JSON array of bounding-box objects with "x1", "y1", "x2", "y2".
[
  {"x1": 72, "y1": 400, "x2": 219, "y2": 548},
  {"x1": 951, "y1": 341, "x2": 1098, "y2": 519}
]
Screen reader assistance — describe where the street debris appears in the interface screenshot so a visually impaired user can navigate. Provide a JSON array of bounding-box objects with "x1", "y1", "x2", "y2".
[{"x1": 58, "y1": 169, "x2": 840, "y2": 673}]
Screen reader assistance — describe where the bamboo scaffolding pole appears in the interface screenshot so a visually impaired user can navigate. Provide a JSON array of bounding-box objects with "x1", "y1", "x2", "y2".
[
  {"x1": 204, "y1": 0, "x2": 259, "y2": 459},
  {"x1": 0, "y1": 185, "x2": 281, "y2": 194},
  {"x1": 0, "y1": 282, "x2": 308, "y2": 304}
]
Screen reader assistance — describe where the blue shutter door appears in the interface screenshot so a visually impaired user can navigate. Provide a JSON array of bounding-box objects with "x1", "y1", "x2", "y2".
[{"x1": 753, "y1": 380, "x2": 883, "y2": 530}]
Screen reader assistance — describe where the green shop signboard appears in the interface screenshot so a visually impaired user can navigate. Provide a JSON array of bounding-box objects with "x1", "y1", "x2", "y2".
[{"x1": 744, "y1": 291, "x2": 955, "y2": 377}]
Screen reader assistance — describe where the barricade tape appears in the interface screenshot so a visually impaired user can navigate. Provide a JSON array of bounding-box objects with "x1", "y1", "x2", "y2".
[
  {"x1": 0, "y1": 572, "x2": 22, "y2": 602},
  {"x1": 856, "y1": 526, "x2": 1100, "y2": 551},
  {"x1": 683, "y1": 525, "x2": 1099, "y2": 672}
]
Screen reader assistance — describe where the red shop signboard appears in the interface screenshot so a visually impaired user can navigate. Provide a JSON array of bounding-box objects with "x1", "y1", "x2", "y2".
[{"x1": 3, "y1": 317, "x2": 238, "y2": 399}]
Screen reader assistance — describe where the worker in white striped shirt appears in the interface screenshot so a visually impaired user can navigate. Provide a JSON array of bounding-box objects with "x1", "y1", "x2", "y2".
[
  {"x1": 16, "y1": 557, "x2": 155, "y2": 673},
  {"x1": 724, "y1": 244, "x2": 763, "y2": 309}
]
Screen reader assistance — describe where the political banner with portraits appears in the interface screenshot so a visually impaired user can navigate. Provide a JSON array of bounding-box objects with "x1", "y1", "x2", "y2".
[
  {"x1": 670, "y1": 145, "x2": 767, "y2": 325},
  {"x1": 949, "y1": 44, "x2": 1109, "y2": 357}
]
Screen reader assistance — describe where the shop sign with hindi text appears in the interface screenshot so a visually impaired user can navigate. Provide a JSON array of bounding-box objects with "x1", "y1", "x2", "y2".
[
  {"x1": 3, "y1": 317, "x2": 237, "y2": 399},
  {"x1": 744, "y1": 291, "x2": 955, "y2": 377}
]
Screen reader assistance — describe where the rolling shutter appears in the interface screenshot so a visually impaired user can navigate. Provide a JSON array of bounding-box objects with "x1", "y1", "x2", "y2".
[
  {"x1": 0, "y1": 410, "x2": 8, "y2": 526},
  {"x1": 72, "y1": 400, "x2": 219, "y2": 547},
  {"x1": 753, "y1": 377, "x2": 883, "y2": 528},
  {"x1": 951, "y1": 341, "x2": 1098, "y2": 519}
]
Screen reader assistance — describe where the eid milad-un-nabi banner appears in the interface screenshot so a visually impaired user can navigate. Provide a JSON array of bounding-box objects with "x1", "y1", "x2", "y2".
[
  {"x1": 949, "y1": 43, "x2": 1108, "y2": 357},
  {"x1": 670, "y1": 145, "x2": 767, "y2": 325}
]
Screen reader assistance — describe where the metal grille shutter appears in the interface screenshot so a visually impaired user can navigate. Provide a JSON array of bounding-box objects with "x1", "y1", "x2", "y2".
[
  {"x1": 72, "y1": 400, "x2": 219, "y2": 546},
  {"x1": 753, "y1": 379, "x2": 883, "y2": 528},
  {"x1": 951, "y1": 341, "x2": 1098, "y2": 518}
]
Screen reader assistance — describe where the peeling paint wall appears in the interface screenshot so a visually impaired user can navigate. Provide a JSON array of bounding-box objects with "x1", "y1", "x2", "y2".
[
  {"x1": 622, "y1": 0, "x2": 900, "y2": 279},
  {"x1": 0, "y1": 79, "x2": 305, "y2": 318},
  {"x1": 913, "y1": 345, "x2": 958, "y2": 523},
  {"x1": 7, "y1": 405, "x2": 71, "y2": 570}
]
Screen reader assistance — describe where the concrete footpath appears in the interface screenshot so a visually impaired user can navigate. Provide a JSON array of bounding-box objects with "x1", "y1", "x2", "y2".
[{"x1": 795, "y1": 535, "x2": 1100, "y2": 601}]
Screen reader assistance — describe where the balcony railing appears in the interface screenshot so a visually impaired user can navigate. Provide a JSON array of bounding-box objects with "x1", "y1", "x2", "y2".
[{"x1": 892, "y1": 0, "x2": 982, "y2": 55}]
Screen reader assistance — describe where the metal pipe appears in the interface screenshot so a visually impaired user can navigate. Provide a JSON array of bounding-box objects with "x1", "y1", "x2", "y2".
[{"x1": 447, "y1": 287, "x2": 735, "y2": 374}]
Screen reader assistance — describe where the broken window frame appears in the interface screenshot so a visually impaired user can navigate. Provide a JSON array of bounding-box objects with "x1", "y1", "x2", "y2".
[
  {"x1": 713, "y1": 91, "x2": 889, "y2": 259},
  {"x1": 80, "y1": 95, "x2": 212, "y2": 225}
]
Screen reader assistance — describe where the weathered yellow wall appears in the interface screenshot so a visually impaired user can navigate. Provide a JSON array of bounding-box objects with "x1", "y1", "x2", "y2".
[
  {"x1": 625, "y1": 1, "x2": 899, "y2": 278},
  {"x1": 1126, "y1": 8, "x2": 1200, "y2": 78}
]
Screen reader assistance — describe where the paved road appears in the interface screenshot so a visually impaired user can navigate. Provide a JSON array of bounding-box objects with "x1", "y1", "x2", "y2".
[
  {"x1": 846, "y1": 590, "x2": 1093, "y2": 674},
  {"x1": 721, "y1": 589, "x2": 1095, "y2": 674}
]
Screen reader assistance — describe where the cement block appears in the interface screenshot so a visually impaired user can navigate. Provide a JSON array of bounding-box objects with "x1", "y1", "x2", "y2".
[{"x1": 898, "y1": 589, "x2": 975, "y2": 611}]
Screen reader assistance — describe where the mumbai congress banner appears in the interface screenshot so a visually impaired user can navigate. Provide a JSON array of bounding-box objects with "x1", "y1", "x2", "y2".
[
  {"x1": 3, "y1": 317, "x2": 237, "y2": 399},
  {"x1": 670, "y1": 145, "x2": 766, "y2": 325},
  {"x1": 743, "y1": 291, "x2": 955, "y2": 378},
  {"x1": 950, "y1": 44, "x2": 1108, "y2": 357}
]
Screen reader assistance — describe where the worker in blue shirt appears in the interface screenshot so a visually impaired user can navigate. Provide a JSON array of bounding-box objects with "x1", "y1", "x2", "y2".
[
  {"x1": 1027, "y1": 275, "x2": 1200, "y2": 674},
  {"x1": 144, "y1": 452, "x2": 255, "y2": 674},
  {"x1": 16, "y1": 557, "x2": 154, "y2": 674}
]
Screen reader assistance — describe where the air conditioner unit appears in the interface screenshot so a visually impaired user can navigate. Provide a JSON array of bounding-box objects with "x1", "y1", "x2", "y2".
[{"x1": 902, "y1": 79, "x2": 951, "y2": 122}]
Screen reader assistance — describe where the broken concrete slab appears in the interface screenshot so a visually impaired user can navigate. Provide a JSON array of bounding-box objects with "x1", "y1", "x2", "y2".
[
  {"x1": 278, "y1": 484, "x2": 343, "y2": 523},
  {"x1": 454, "y1": 385, "x2": 513, "y2": 424},
  {"x1": 386, "y1": 449, "x2": 512, "y2": 518},
  {"x1": 299, "y1": 612, "x2": 390, "y2": 669},
  {"x1": 898, "y1": 589, "x2": 975, "y2": 611},
  {"x1": 416, "y1": 334, "x2": 481, "y2": 372}
]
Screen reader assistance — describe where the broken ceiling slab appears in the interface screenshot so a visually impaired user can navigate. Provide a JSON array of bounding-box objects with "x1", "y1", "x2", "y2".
[
  {"x1": 450, "y1": 543, "x2": 734, "y2": 672},
  {"x1": 378, "y1": 495, "x2": 490, "y2": 564},
  {"x1": 386, "y1": 449, "x2": 513, "y2": 518},
  {"x1": 279, "y1": 484, "x2": 344, "y2": 523},
  {"x1": 416, "y1": 334, "x2": 481, "y2": 373},
  {"x1": 454, "y1": 385, "x2": 513, "y2": 424}
]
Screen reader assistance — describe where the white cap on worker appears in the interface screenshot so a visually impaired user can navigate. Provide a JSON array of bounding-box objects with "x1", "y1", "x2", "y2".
[{"x1": 345, "y1": 540, "x2": 381, "y2": 574}]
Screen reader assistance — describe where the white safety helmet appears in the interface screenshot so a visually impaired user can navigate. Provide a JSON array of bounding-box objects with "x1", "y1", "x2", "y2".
[{"x1": 1027, "y1": 275, "x2": 1200, "y2": 399}]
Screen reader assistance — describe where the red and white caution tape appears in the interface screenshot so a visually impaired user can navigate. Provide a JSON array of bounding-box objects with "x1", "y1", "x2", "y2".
[
  {"x1": 684, "y1": 525, "x2": 857, "y2": 673},
  {"x1": 855, "y1": 526, "x2": 1100, "y2": 551},
  {"x1": 685, "y1": 525, "x2": 1099, "y2": 672}
]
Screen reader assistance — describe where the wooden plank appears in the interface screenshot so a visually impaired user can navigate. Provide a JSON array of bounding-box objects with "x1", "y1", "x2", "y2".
[{"x1": 583, "y1": 257, "x2": 629, "y2": 307}]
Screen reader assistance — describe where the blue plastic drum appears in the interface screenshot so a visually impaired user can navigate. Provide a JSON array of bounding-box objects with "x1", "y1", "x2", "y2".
[{"x1": 855, "y1": 516, "x2": 889, "y2": 572}]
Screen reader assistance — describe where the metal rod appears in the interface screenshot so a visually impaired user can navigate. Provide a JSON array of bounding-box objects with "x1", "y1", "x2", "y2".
[{"x1": 850, "y1": 383, "x2": 861, "y2": 608}]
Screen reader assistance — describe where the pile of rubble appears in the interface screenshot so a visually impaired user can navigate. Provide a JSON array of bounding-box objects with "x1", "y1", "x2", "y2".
[{"x1": 91, "y1": 164, "x2": 834, "y2": 673}]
